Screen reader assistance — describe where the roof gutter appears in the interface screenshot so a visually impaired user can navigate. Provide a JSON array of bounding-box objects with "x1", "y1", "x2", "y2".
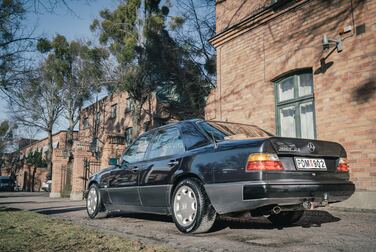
[{"x1": 210, "y1": 0, "x2": 310, "y2": 47}]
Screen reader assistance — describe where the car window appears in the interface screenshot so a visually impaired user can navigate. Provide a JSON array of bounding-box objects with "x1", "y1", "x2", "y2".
[
  {"x1": 198, "y1": 122, "x2": 227, "y2": 141},
  {"x1": 198, "y1": 121, "x2": 272, "y2": 141},
  {"x1": 122, "y1": 134, "x2": 153, "y2": 164},
  {"x1": 181, "y1": 123, "x2": 210, "y2": 150},
  {"x1": 148, "y1": 128, "x2": 185, "y2": 159}
]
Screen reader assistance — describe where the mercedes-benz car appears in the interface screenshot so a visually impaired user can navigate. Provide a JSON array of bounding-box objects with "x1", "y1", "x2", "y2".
[{"x1": 85, "y1": 119, "x2": 355, "y2": 234}]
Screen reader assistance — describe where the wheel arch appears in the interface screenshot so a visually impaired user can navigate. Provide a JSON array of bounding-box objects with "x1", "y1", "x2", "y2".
[
  {"x1": 169, "y1": 173, "x2": 204, "y2": 203},
  {"x1": 88, "y1": 180, "x2": 98, "y2": 189}
]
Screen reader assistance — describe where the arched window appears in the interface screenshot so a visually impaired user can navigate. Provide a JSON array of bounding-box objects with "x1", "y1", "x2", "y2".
[{"x1": 274, "y1": 70, "x2": 316, "y2": 139}]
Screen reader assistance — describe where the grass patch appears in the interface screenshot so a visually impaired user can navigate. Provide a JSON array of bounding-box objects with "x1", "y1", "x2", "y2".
[{"x1": 0, "y1": 207, "x2": 175, "y2": 252}]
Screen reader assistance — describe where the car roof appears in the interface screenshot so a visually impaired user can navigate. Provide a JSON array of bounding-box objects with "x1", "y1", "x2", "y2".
[
  {"x1": 146, "y1": 119, "x2": 203, "y2": 133},
  {"x1": 149, "y1": 119, "x2": 262, "y2": 131}
]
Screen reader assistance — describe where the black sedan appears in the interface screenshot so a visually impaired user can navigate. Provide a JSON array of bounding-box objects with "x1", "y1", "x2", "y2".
[
  {"x1": 0, "y1": 176, "x2": 15, "y2": 192},
  {"x1": 85, "y1": 119, "x2": 355, "y2": 233}
]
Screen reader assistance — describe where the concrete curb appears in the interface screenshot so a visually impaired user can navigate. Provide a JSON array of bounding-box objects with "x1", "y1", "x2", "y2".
[
  {"x1": 70, "y1": 192, "x2": 84, "y2": 201},
  {"x1": 331, "y1": 191, "x2": 376, "y2": 210},
  {"x1": 49, "y1": 192, "x2": 61, "y2": 198}
]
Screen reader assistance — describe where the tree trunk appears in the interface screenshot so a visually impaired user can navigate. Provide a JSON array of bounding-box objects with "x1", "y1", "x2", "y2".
[
  {"x1": 131, "y1": 101, "x2": 143, "y2": 139},
  {"x1": 67, "y1": 115, "x2": 75, "y2": 156},
  {"x1": 31, "y1": 166, "x2": 37, "y2": 192},
  {"x1": 46, "y1": 129, "x2": 53, "y2": 180}
]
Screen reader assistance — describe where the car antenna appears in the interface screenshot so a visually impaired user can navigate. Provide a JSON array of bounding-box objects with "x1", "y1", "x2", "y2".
[{"x1": 210, "y1": 132, "x2": 218, "y2": 149}]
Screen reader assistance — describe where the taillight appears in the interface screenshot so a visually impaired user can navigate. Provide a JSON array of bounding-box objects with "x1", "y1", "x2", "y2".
[
  {"x1": 246, "y1": 153, "x2": 284, "y2": 171},
  {"x1": 337, "y1": 158, "x2": 349, "y2": 172}
]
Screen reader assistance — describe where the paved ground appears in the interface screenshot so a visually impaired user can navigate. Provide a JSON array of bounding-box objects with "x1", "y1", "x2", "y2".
[{"x1": 1, "y1": 192, "x2": 375, "y2": 252}]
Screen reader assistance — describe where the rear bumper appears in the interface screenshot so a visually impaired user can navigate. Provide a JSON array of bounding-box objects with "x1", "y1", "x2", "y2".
[{"x1": 205, "y1": 181, "x2": 355, "y2": 214}]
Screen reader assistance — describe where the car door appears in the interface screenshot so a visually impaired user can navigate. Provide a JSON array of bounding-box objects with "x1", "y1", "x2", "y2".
[
  {"x1": 108, "y1": 133, "x2": 153, "y2": 206},
  {"x1": 139, "y1": 127, "x2": 186, "y2": 207}
]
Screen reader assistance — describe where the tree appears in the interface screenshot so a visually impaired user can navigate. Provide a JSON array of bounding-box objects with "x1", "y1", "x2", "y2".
[
  {"x1": 0, "y1": 0, "x2": 88, "y2": 92},
  {"x1": 0, "y1": 120, "x2": 12, "y2": 175},
  {"x1": 170, "y1": 0, "x2": 216, "y2": 87},
  {"x1": 25, "y1": 149, "x2": 46, "y2": 191},
  {"x1": 9, "y1": 62, "x2": 64, "y2": 178},
  {"x1": 0, "y1": 0, "x2": 34, "y2": 92},
  {"x1": 0, "y1": 120, "x2": 12, "y2": 154},
  {"x1": 37, "y1": 35, "x2": 108, "y2": 154},
  {"x1": 92, "y1": 0, "x2": 216, "y2": 134},
  {"x1": 91, "y1": 0, "x2": 174, "y2": 137}
]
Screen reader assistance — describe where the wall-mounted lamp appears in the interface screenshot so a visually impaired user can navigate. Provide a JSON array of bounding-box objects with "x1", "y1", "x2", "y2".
[
  {"x1": 322, "y1": 34, "x2": 343, "y2": 52},
  {"x1": 322, "y1": 26, "x2": 352, "y2": 53}
]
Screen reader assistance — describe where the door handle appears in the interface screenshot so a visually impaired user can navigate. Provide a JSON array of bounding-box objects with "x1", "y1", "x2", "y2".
[
  {"x1": 131, "y1": 166, "x2": 139, "y2": 172},
  {"x1": 168, "y1": 160, "x2": 179, "y2": 167}
]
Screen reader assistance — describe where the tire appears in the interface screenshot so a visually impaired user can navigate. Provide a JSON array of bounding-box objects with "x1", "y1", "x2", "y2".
[
  {"x1": 86, "y1": 183, "x2": 106, "y2": 219},
  {"x1": 268, "y1": 210, "x2": 304, "y2": 226},
  {"x1": 171, "y1": 178, "x2": 217, "y2": 234}
]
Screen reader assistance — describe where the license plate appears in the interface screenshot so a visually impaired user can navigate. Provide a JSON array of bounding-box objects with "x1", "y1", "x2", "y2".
[{"x1": 295, "y1": 157, "x2": 327, "y2": 170}]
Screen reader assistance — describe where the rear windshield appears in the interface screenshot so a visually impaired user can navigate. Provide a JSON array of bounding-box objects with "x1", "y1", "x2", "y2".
[{"x1": 198, "y1": 121, "x2": 273, "y2": 141}]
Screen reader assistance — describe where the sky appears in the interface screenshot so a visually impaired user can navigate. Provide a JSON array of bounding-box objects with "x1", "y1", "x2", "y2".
[
  {"x1": 0, "y1": 0, "x2": 191, "y2": 140},
  {"x1": 0, "y1": 0, "x2": 119, "y2": 138}
]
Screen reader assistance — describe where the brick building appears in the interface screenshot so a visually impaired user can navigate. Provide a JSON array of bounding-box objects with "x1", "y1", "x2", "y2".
[
  {"x1": 69, "y1": 91, "x2": 158, "y2": 200},
  {"x1": 206, "y1": 0, "x2": 376, "y2": 207},
  {"x1": 1, "y1": 90, "x2": 167, "y2": 199},
  {"x1": 1, "y1": 131, "x2": 77, "y2": 193}
]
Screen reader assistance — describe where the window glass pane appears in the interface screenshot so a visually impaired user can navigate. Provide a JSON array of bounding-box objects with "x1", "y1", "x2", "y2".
[
  {"x1": 198, "y1": 122, "x2": 226, "y2": 141},
  {"x1": 298, "y1": 73, "x2": 313, "y2": 97},
  {"x1": 148, "y1": 128, "x2": 185, "y2": 159},
  {"x1": 122, "y1": 134, "x2": 151, "y2": 164},
  {"x1": 125, "y1": 127, "x2": 133, "y2": 144},
  {"x1": 299, "y1": 101, "x2": 315, "y2": 139},
  {"x1": 181, "y1": 124, "x2": 210, "y2": 150},
  {"x1": 83, "y1": 118, "x2": 89, "y2": 128},
  {"x1": 278, "y1": 76, "x2": 295, "y2": 102},
  {"x1": 279, "y1": 105, "x2": 296, "y2": 137},
  {"x1": 111, "y1": 104, "x2": 117, "y2": 118}
]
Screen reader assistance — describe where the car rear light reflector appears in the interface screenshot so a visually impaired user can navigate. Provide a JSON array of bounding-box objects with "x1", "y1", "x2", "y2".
[
  {"x1": 246, "y1": 153, "x2": 284, "y2": 171},
  {"x1": 337, "y1": 158, "x2": 349, "y2": 172}
]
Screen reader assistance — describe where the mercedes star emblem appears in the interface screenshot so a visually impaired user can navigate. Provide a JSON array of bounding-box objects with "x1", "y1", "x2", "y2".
[{"x1": 307, "y1": 142, "x2": 315, "y2": 152}]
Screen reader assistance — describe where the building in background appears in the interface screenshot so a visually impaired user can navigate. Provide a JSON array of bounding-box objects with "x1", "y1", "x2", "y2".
[
  {"x1": 0, "y1": 90, "x2": 175, "y2": 199},
  {"x1": 206, "y1": 0, "x2": 375, "y2": 208},
  {"x1": 69, "y1": 91, "x2": 158, "y2": 200},
  {"x1": 1, "y1": 131, "x2": 77, "y2": 194}
]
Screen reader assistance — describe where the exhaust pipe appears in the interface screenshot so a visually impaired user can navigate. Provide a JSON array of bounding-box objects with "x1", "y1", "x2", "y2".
[
  {"x1": 272, "y1": 206, "x2": 281, "y2": 214},
  {"x1": 302, "y1": 200, "x2": 313, "y2": 210}
]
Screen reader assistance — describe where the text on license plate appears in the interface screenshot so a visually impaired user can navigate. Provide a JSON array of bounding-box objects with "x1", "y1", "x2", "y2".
[{"x1": 295, "y1": 157, "x2": 327, "y2": 170}]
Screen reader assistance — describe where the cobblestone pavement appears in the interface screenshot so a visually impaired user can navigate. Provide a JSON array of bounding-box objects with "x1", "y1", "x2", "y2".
[{"x1": 1, "y1": 192, "x2": 375, "y2": 252}]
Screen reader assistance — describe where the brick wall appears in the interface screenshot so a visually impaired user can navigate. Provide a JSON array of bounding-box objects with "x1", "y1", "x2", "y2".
[
  {"x1": 207, "y1": 0, "x2": 376, "y2": 190},
  {"x1": 215, "y1": 0, "x2": 269, "y2": 33}
]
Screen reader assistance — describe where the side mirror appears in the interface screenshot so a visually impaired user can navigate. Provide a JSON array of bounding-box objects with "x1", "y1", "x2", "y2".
[{"x1": 108, "y1": 158, "x2": 118, "y2": 166}]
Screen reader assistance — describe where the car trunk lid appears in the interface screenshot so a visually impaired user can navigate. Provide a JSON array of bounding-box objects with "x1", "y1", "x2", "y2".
[
  {"x1": 265, "y1": 137, "x2": 346, "y2": 172},
  {"x1": 267, "y1": 137, "x2": 346, "y2": 157}
]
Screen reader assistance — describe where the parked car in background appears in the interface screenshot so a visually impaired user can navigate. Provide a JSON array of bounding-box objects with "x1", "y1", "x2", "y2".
[
  {"x1": 85, "y1": 119, "x2": 355, "y2": 234},
  {"x1": 0, "y1": 176, "x2": 15, "y2": 192},
  {"x1": 41, "y1": 180, "x2": 52, "y2": 192}
]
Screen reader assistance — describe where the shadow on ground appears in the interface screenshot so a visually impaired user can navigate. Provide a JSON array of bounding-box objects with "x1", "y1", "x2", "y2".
[
  {"x1": 210, "y1": 210, "x2": 340, "y2": 233},
  {"x1": 104, "y1": 210, "x2": 340, "y2": 233},
  {"x1": 109, "y1": 211, "x2": 173, "y2": 223},
  {"x1": 33, "y1": 207, "x2": 87, "y2": 215},
  {"x1": 0, "y1": 192, "x2": 49, "y2": 198}
]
